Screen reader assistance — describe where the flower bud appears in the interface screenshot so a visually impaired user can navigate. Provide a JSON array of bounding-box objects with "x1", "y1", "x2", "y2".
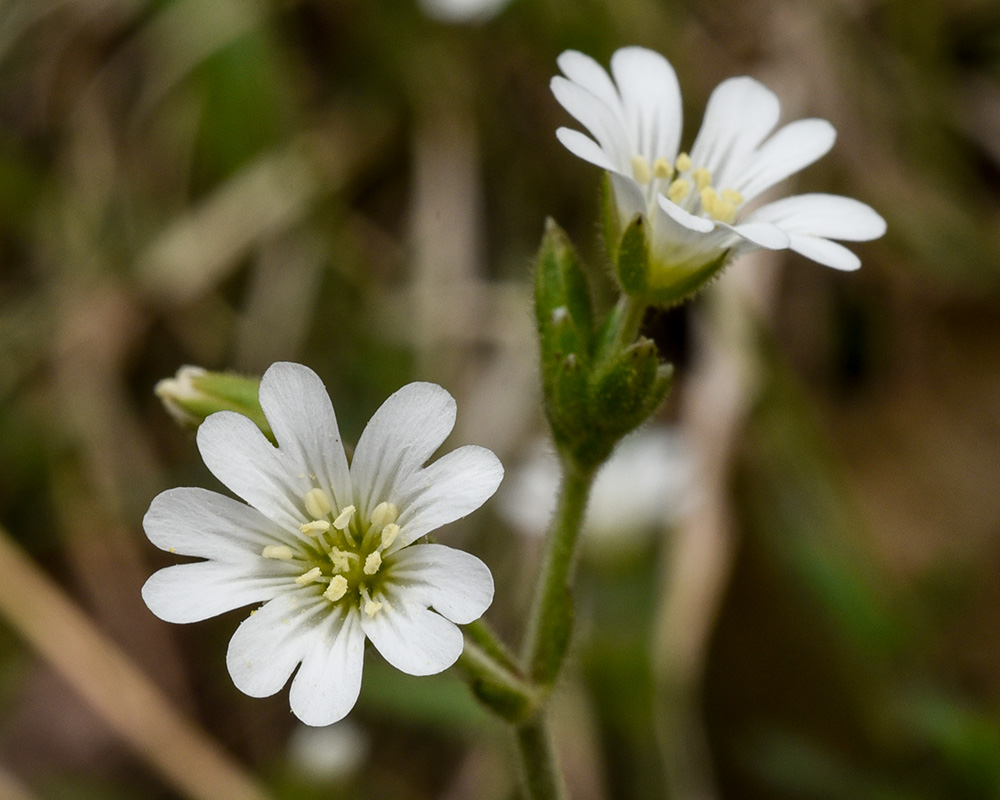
[{"x1": 155, "y1": 366, "x2": 273, "y2": 440}]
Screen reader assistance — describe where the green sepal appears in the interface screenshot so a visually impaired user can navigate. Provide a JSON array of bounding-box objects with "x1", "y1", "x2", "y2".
[
  {"x1": 643, "y1": 249, "x2": 731, "y2": 307},
  {"x1": 615, "y1": 214, "x2": 650, "y2": 297},
  {"x1": 600, "y1": 173, "x2": 622, "y2": 263},
  {"x1": 546, "y1": 351, "x2": 591, "y2": 448},
  {"x1": 590, "y1": 339, "x2": 673, "y2": 442},
  {"x1": 534, "y1": 220, "x2": 598, "y2": 450},
  {"x1": 534, "y1": 218, "x2": 594, "y2": 354},
  {"x1": 155, "y1": 367, "x2": 273, "y2": 442}
]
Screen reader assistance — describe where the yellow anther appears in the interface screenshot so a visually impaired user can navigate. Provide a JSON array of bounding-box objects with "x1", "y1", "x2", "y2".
[
  {"x1": 295, "y1": 567, "x2": 322, "y2": 585},
  {"x1": 262, "y1": 544, "x2": 295, "y2": 560},
  {"x1": 675, "y1": 152, "x2": 692, "y2": 172},
  {"x1": 699, "y1": 186, "x2": 719, "y2": 212},
  {"x1": 332, "y1": 505, "x2": 356, "y2": 530},
  {"x1": 721, "y1": 188, "x2": 744, "y2": 205},
  {"x1": 359, "y1": 586, "x2": 383, "y2": 617},
  {"x1": 692, "y1": 167, "x2": 712, "y2": 190},
  {"x1": 631, "y1": 154, "x2": 652, "y2": 184},
  {"x1": 304, "y1": 488, "x2": 332, "y2": 519},
  {"x1": 369, "y1": 501, "x2": 399, "y2": 528},
  {"x1": 653, "y1": 157, "x2": 674, "y2": 180},
  {"x1": 324, "y1": 575, "x2": 348, "y2": 602},
  {"x1": 379, "y1": 523, "x2": 400, "y2": 551},
  {"x1": 300, "y1": 520, "x2": 330, "y2": 536},
  {"x1": 667, "y1": 178, "x2": 691, "y2": 204},
  {"x1": 328, "y1": 548, "x2": 352, "y2": 573},
  {"x1": 713, "y1": 200, "x2": 738, "y2": 223},
  {"x1": 364, "y1": 551, "x2": 382, "y2": 576}
]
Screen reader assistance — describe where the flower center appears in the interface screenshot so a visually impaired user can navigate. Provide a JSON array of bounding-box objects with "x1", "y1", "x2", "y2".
[
  {"x1": 261, "y1": 488, "x2": 400, "y2": 617},
  {"x1": 631, "y1": 151, "x2": 744, "y2": 224}
]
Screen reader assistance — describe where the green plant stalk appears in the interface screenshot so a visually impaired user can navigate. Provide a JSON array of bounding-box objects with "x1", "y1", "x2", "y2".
[
  {"x1": 465, "y1": 618, "x2": 521, "y2": 674},
  {"x1": 515, "y1": 715, "x2": 566, "y2": 800},
  {"x1": 522, "y1": 458, "x2": 596, "y2": 685},
  {"x1": 457, "y1": 637, "x2": 540, "y2": 723}
]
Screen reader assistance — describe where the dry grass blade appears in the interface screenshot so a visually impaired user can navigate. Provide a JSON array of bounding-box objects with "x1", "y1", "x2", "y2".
[{"x1": 0, "y1": 526, "x2": 273, "y2": 800}]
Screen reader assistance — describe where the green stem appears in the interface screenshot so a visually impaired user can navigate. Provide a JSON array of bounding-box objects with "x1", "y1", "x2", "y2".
[
  {"x1": 457, "y1": 637, "x2": 539, "y2": 723},
  {"x1": 521, "y1": 458, "x2": 597, "y2": 686},
  {"x1": 515, "y1": 716, "x2": 566, "y2": 800},
  {"x1": 465, "y1": 618, "x2": 520, "y2": 674}
]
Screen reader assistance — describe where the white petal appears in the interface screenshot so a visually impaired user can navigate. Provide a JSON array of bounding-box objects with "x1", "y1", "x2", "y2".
[
  {"x1": 226, "y1": 591, "x2": 328, "y2": 698},
  {"x1": 656, "y1": 195, "x2": 717, "y2": 233},
  {"x1": 609, "y1": 46, "x2": 682, "y2": 163},
  {"x1": 734, "y1": 119, "x2": 836, "y2": 201},
  {"x1": 257, "y1": 362, "x2": 353, "y2": 513},
  {"x1": 288, "y1": 606, "x2": 366, "y2": 726},
  {"x1": 198, "y1": 411, "x2": 306, "y2": 532},
  {"x1": 647, "y1": 201, "x2": 734, "y2": 269},
  {"x1": 144, "y1": 487, "x2": 287, "y2": 562},
  {"x1": 350, "y1": 382, "x2": 456, "y2": 518},
  {"x1": 723, "y1": 221, "x2": 789, "y2": 250},
  {"x1": 690, "y1": 77, "x2": 781, "y2": 184},
  {"x1": 557, "y1": 50, "x2": 624, "y2": 117},
  {"x1": 787, "y1": 234, "x2": 861, "y2": 271},
  {"x1": 550, "y1": 76, "x2": 632, "y2": 172},
  {"x1": 361, "y1": 594, "x2": 464, "y2": 676},
  {"x1": 142, "y1": 561, "x2": 288, "y2": 623},
  {"x1": 386, "y1": 544, "x2": 494, "y2": 624},
  {"x1": 555, "y1": 128, "x2": 618, "y2": 172},
  {"x1": 748, "y1": 193, "x2": 887, "y2": 241},
  {"x1": 609, "y1": 172, "x2": 648, "y2": 227},
  {"x1": 391, "y1": 445, "x2": 504, "y2": 551}
]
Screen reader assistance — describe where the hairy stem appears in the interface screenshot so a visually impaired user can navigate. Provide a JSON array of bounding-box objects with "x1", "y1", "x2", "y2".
[
  {"x1": 514, "y1": 716, "x2": 566, "y2": 800},
  {"x1": 522, "y1": 458, "x2": 596, "y2": 685}
]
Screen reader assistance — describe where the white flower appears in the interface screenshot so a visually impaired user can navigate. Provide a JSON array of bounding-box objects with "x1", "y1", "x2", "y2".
[
  {"x1": 417, "y1": 0, "x2": 511, "y2": 23},
  {"x1": 142, "y1": 362, "x2": 503, "y2": 726},
  {"x1": 499, "y1": 427, "x2": 694, "y2": 549},
  {"x1": 551, "y1": 46, "x2": 886, "y2": 284}
]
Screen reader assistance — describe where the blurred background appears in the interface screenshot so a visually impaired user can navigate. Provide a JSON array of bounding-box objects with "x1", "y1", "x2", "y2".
[{"x1": 1, "y1": 0, "x2": 1000, "y2": 798}]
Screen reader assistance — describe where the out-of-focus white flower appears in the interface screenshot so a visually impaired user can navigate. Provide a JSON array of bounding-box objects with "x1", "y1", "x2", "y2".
[
  {"x1": 142, "y1": 362, "x2": 503, "y2": 726},
  {"x1": 551, "y1": 47, "x2": 886, "y2": 288},
  {"x1": 500, "y1": 427, "x2": 693, "y2": 547},
  {"x1": 288, "y1": 720, "x2": 369, "y2": 782},
  {"x1": 418, "y1": 0, "x2": 511, "y2": 24}
]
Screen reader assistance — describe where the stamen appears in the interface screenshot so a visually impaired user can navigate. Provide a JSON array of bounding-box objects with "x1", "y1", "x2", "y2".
[
  {"x1": 369, "y1": 501, "x2": 399, "y2": 528},
  {"x1": 714, "y1": 200, "x2": 738, "y2": 223},
  {"x1": 360, "y1": 586, "x2": 383, "y2": 617},
  {"x1": 379, "y1": 523, "x2": 400, "y2": 551},
  {"x1": 692, "y1": 167, "x2": 712, "y2": 191},
  {"x1": 675, "y1": 152, "x2": 692, "y2": 173},
  {"x1": 721, "y1": 188, "x2": 744, "y2": 205},
  {"x1": 324, "y1": 575, "x2": 348, "y2": 602},
  {"x1": 295, "y1": 567, "x2": 322, "y2": 585},
  {"x1": 667, "y1": 178, "x2": 691, "y2": 204},
  {"x1": 363, "y1": 551, "x2": 382, "y2": 575},
  {"x1": 631, "y1": 154, "x2": 652, "y2": 184},
  {"x1": 328, "y1": 548, "x2": 353, "y2": 573},
  {"x1": 300, "y1": 520, "x2": 330, "y2": 536},
  {"x1": 262, "y1": 544, "x2": 295, "y2": 560},
  {"x1": 332, "y1": 505, "x2": 356, "y2": 530},
  {"x1": 304, "y1": 488, "x2": 332, "y2": 519},
  {"x1": 699, "y1": 186, "x2": 719, "y2": 216},
  {"x1": 653, "y1": 157, "x2": 674, "y2": 180}
]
